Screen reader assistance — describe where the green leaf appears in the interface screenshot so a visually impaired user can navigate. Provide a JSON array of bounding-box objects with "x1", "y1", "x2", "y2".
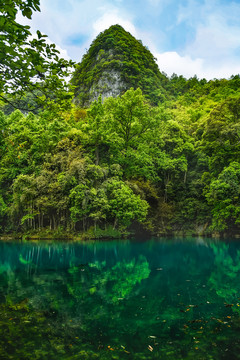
[
  {"x1": 36, "y1": 30, "x2": 42, "y2": 39},
  {"x1": 35, "y1": 65, "x2": 46, "y2": 73},
  {"x1": 22, "y1": 8, "x2": 33, "y2": 19}
]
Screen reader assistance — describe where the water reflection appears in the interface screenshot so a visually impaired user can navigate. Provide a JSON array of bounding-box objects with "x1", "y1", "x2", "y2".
[{"x1": 0, "y1": 238, "x2": 240, "y2": 359}]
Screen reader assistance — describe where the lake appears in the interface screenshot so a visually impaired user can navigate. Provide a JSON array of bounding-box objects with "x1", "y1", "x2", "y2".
[{"x1": 0, "y1": 237, "x2": 240, "y2": 359}]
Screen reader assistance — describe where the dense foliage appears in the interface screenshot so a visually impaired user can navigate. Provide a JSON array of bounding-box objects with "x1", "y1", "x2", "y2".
[{"x1": 0, "y1": 77, "x2": 240, "y2": 237}]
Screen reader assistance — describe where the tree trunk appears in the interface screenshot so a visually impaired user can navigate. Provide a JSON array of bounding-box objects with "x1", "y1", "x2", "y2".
[
  {"x1": 95, "y1": 145, "x2": 99, "y2": 166},
  {"x1": 113, "y1": 217, "x2": 118, "y2": 230},
  {"x1": 184, "y1": 170, "x2": 187, "y2": 184}
]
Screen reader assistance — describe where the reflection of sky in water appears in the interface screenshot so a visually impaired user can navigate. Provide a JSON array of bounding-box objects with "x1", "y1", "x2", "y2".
[{"x1": 0, "y1": 238, "x2": 240, "y2": 359}]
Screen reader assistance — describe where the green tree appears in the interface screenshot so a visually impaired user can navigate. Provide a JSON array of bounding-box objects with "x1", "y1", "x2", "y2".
[
  {"x1": 105, "y1": 178, "x2": 149, "y2": 228},
  {"x1": 201, "y1": 97, "x2": 240, "y2": 174},
  {"x1": 105, "y1": 88, "x2": 157, "y2": 151},
  {"x1": 0, "y1": 0, "x2": 74, "y2": 110},
  {"x1": 206, "y1": 162, "x2": 240, "y2": 231},
  {"x1": 85, "y1": 96, "x2": 106, "y2": 165}
]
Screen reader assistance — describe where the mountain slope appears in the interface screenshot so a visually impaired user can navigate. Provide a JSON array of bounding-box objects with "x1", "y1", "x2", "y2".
[{"x1": 71, "y1": 25, "x2": 169, "y2": 106}]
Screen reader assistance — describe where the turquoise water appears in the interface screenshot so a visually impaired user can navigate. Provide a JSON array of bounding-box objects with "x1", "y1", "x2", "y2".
[{"x1": 0, "y1": 237, "x2": 240, "y2": 359}]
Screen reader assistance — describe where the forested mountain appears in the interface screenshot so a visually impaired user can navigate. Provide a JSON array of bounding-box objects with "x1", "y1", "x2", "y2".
[
  {"x1": 71, "y1": 25, "x2": 169, "y2": 106},
  {"x1": 0, "y1": 24, "x2": 240, "y2": 239}
]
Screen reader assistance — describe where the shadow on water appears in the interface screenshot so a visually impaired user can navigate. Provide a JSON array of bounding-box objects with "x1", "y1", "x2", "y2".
[{"x1": 0, "y1": 237, "x2": 240, "y2": 359}]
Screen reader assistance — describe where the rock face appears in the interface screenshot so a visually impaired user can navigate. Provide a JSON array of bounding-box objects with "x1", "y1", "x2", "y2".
[
  {"x1": 71, "y1": 25, "x2": 168, "y2": 107},
  {"x1": 89, "y1": 67, "x2": 126, "y2": 103}
]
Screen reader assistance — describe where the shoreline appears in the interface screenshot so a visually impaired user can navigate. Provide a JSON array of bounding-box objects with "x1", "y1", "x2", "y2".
[{"x1": 1, "y1": 230, "x2": 240, "y2": 241}]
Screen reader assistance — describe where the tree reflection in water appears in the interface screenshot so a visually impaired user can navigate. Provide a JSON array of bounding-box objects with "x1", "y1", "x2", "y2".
[{"x1": 0, "y1": 238, "x2": 240, "y2": 359}]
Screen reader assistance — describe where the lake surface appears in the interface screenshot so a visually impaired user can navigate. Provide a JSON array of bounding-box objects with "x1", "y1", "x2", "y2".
[{"x1": 0, "y1": 237, "x2": 240, "y2": 359}]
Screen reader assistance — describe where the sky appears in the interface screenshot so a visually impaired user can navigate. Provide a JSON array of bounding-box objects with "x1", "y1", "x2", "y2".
[{"x1": 17, "y1": 0, "x2": 240, "y2": 80}]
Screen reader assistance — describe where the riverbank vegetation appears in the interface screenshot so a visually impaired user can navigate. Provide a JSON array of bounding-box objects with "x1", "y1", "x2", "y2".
[{"x1": 1, "y1": 79, "x2": 240, "y2": 238}]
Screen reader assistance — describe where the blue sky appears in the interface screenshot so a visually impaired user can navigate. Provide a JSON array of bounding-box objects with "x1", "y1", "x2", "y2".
[{"x1": 18, "y1": 0, "x2": 240, "y2": 79}]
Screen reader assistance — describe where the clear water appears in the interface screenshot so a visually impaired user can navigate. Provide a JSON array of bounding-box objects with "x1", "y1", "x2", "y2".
[{"x1": 0, "y1": 237, "x2": 240, "y2": 359}]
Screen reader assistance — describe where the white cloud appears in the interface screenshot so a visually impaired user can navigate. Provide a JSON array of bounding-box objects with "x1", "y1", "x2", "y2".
[
  {"x1": 155, "y1": 51, "x2": 203, "y2": 78},
  {"x1": 174, "y1": 0, "x2": 240, "y2": 78},
  {"x1": 177, "y1": 0, "x2": 203, "y2": 26},
  {"x1": 155, "y1": 51, "x2": 240, "y2": 80},
  {"x1": 93, "y1": 10, "x2": 137, "y2": 37},
  {"x1": 185, "y1": 14, "x2": 240, "y2": 62}
]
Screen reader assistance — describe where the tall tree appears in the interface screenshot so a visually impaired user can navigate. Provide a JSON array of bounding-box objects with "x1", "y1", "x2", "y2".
[{"x1": 105, "y1": 88, "x2": 157, "y2": 151}]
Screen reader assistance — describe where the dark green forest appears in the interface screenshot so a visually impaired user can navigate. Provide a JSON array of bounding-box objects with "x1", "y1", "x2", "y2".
[{"x1": 1, "y1": 4, "x2": 240, "y2": 239}]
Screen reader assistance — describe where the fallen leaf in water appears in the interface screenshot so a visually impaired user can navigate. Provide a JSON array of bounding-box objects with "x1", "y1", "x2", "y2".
[
  {"x1": 224, "y1": 303, "x2": 233, "y2": 307},
  {"x1": 149, "y1": 336, "x2": 157, "y2": 339}
]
